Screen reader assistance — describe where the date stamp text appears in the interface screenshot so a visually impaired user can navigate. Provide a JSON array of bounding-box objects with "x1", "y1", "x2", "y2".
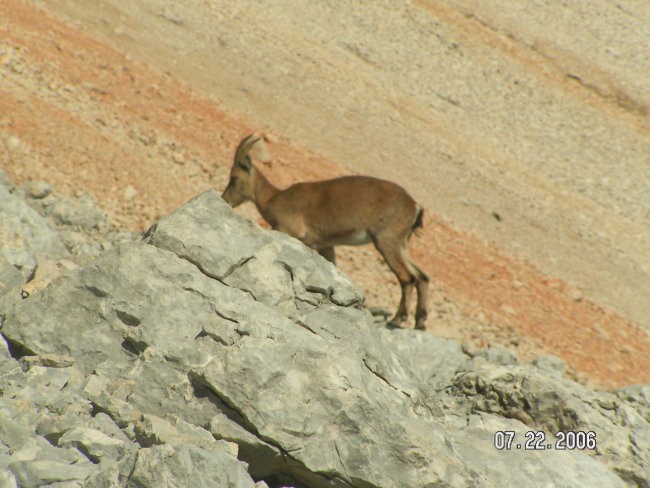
[{"x1": 494, "y1": 430, "x2": 597, "y2": 451}]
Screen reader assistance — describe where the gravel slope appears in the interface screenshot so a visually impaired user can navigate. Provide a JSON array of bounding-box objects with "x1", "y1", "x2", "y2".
[{"x1": 38, "y1": 0, "x2": 650, "y2": 329}]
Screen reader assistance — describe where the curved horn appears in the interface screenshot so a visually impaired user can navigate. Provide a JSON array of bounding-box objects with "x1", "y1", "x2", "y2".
[{"x1": 234, "y1": 133, "x2": 262, "y2": 160}]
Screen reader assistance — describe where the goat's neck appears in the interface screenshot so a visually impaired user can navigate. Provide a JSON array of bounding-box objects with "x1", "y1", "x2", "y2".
[{"x1": 253, "y1": 169, "x2": 281, "y2": 223}]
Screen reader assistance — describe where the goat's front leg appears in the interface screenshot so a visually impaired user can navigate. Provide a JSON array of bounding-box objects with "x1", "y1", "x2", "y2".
[{"x1": 317, "y1": 247, "x2": 336, "y2": 264}]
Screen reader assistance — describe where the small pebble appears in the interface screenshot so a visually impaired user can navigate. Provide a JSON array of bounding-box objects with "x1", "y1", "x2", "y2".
[
  {"x1": 124, "y1": 185, "x2": 137, "y2": 200},
  {"x1": 172, "y1": 151, "x2": 186, "y2": 164},
  {"x1": 26, "y1": 181, "x2": 53, "y2": 199},
  {"x1": 4, "y1": 135, "x2": 20, "y2": 151}
]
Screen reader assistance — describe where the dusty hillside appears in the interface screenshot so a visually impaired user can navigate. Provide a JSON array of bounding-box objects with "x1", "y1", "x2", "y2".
[{"x1": 1, "y1": 0, "x2": 649, "y2": 389}]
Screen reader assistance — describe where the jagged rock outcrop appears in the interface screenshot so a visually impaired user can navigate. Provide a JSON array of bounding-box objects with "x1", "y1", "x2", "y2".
[
  {"x1": 0, "y1": 177, "x2": 69, "y2": 279},
  {"x1": 0, "y1": 181, "x2": 647, "y2": 487},
  {"x1": 448, "y1": 366, "x2": 649, "y2": 487},
  {"x1": 0, "y1": 174, "x2": 138, "y2": 314}
]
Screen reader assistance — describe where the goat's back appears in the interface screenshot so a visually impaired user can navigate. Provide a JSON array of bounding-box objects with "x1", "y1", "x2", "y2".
[{"x1": 269, "y1": 175, "x2": 418, "y2": 236}]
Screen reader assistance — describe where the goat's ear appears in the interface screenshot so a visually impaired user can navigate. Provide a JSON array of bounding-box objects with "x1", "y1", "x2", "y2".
[{"x1": 236, "y1": 155, "x2": 253, "y2": 172}]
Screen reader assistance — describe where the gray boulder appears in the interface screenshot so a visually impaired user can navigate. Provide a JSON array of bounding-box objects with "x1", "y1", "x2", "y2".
[
  {"x1": 531, "y1": 354, "x2": 568, "y2": 378},
  {"x1": 127, "y1": 444, "x2": 256, "y2": 488},
  {"x1": 0, "y1": 173, "x2": 140, "y2": 320},
  {"x1": 449, "y1": 365, "x2": 649, "y2": 487},
  {"x1": 15, "y1": 180, "x2": 139, "y2": 260},
  {"x1": 144, "y1": 190, "x2": 364, "y2": 311},
  {"x1": 617, "y1": 385, "x2": 650, "y2": 422},
  {"x1": 1, "y1": 189, "x2": 646, "y2": 488},
  {"x1": 0, "y1": 180, "x2": 69, "y2": 277},
  {"x1": 0, "y1": 256, "x2": 25, "y2": 315}
]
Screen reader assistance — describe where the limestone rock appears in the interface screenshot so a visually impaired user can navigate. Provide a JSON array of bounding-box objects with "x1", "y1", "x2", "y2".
[
  {"x1": 20, "y1": 258, "x2": 77, "y2": 297},
  {"x1": 9, "y1": 458, "x2": 95, "y2": 487},
  {"x1": 473, "y1": 345, "x2": 519, "y2": 366},
  {"x1": 1, "y1": 189, "x2": 645, "y2": 488},
  {"x1": 134, "y1": 413, "x2": 238, "y2": 457},
  {"x1": 0, "y1": 181, "x2": 69, "y2": 276},
  {"x1": 58, "y1": 426, "x2": 131, "y2": 463},
  {"x1": 143, "y1": 190, "x2": 364, "y2": 311},
  {"x1": 450, "y1": 365, "x2": 649, "y2": 487},
  {"x1": 532, "y1": 354, "x2": 568, "y2": 378},
  {"x1": 128, "y1": 444, "x2": 256, "y2": 488},
  {"x1": 0, "y1": 256, "x2": 25, "y2": 315},
  {"x1": 19, "y1": 181, "x2": 53, "y2": 200},
  {"x1": 48, "y1": 193, "x2": 108, "y2": 230},
  {"x1": 617, "y1": 384, "x2": 650, "y2": 422}
]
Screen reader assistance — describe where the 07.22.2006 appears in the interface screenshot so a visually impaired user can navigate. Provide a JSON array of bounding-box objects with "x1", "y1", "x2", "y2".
[{"x1": 493, "y1": 430, "x2": 597, "y2": 450}]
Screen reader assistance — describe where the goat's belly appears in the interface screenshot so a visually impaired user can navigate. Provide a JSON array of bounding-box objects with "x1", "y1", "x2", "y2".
[{"x1": 323, "y1": 230, "x2": 372, "y2": 247}]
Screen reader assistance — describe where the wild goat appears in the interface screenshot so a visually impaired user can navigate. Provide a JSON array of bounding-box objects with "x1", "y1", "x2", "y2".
[{"x1": 221, "y1": 134, "x2": 429, "y2": 330}]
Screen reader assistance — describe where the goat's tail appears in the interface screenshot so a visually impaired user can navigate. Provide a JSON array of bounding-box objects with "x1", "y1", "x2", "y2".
[{"x1": 410, "y1": 206, "x2": 425, "y2": 238}]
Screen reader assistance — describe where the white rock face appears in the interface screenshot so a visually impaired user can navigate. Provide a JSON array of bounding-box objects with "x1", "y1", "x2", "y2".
[{"x1": 0, "y1": 184, "x2": 647, "y2": 488}]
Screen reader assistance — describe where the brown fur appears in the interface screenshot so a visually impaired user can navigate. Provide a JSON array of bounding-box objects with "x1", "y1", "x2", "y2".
[{"x1": 222, "y1": 134, "x2": 429, "y2": 329}]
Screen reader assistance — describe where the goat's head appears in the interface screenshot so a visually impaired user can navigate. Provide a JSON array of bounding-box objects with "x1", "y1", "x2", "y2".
[{"x1": 221, "y1": 133, "x2": 261, "y2": 207}]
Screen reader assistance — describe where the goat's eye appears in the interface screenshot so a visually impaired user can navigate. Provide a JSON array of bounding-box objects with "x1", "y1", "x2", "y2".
[{"x1": 230, "y1": 177, "x2": 238, "y2": 184}]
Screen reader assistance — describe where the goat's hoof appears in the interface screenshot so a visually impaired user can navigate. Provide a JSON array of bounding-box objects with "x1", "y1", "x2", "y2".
[
  {"x1": 387, "y1": 315, "x2": 408, "y2": 329},
  {"x1": 415, "y1": 311, "x2": 428, "y2": 331}
]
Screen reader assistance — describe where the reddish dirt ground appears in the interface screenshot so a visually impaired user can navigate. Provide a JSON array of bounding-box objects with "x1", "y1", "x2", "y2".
[{"x1": 2, "y1": 0, "x2": 648, "y2": 389}]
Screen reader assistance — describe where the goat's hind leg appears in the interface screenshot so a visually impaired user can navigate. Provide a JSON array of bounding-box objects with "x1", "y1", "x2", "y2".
[
  {"x1": 402, "y1": 244, "x2": 429, "y2": 330},
  {"x1": 413, "y1": 269, "x2": 429, "y2": 330},
  {"x1": 393, "y1": 279, "x2": 415, "y2": 326},
  {"x1": 372, "y1": 236, "x2": 415, "y2": 327}
]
